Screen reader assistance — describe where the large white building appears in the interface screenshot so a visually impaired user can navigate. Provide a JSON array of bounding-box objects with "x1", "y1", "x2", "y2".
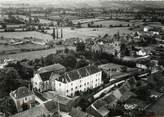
[
  {"x1": 51, "y1": 65, "x2": 102, "y2": 97},
  {"x1": 31, "y1": 63, "x2": 66, "y2": 92}
]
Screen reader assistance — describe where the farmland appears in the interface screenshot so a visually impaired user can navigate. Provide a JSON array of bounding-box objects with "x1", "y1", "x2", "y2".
[
  {"x1": 0, "y1": 46, "x2": 62, "y2": 60},
  {"x1": 46, "y1": 27, "x2": 132, "y2": 39},
  {"x1": 0, "y1": 31, "x2": 53, "y2": 41}
]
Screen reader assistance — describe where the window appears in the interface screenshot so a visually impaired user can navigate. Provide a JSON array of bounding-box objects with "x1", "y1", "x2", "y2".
[
  {"x1": 71, "y1": 88, "x2": 73, "y2": 91},
  {"x1": 59, "y1": 83, "x2": 61, "y2": 86},
  {"x1": 75, "y1": 86, "x2": 77, "y2": 89},
  {"x1": 25, "y1": 97, "x2": 27, "y2": 100},
  {"x1": 84, "y1": 83, "x2": 86, "y2": 86},
  {"x1": 67, "y1": 90, "x2": 69, "y2": 92},
  {"x1": 80, "y1": 85, "x2": 82, "y2": 87},
  {"x1": 87, "y1": 82, "x2": 89, "y2": 84},
  {"x1": 71, "y1": 83, "x2": 73, "y2": 86}
]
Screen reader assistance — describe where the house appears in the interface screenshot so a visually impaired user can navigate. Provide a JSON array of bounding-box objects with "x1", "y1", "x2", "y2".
[
  {"x1": 98, "y1": 63, "x2": 124, "y2": 78},
  {"x1": 10, "y1": 100, "x2": 59, "y2": 117},
  {"x1": 70, "y1": 108, "x2": 94, "y2": 117},
  {"x1": 87, "y1": 93, "x2": 117, "y2": 117},
  {"x1": 136, "y1": 49, "x2": 147, "y2": 56},
  {"x1": 52, "y1": 65, "x2": 102, "y2": 97},
  {"x1": 91, "y1": 39, "x2": 121, "y2": 57},
  {"x1": 42, "y1": 91, "x2": 75, "y2": 112},
  {"x1": 87, "y1": 100, "x2": 109, "y2": 117},
  {"x1": 143, "y1": 26, "x2": 152, "y2": 32},
  {"x1": 10, "y1": 86, "x2": 35, "y2": 112},
  {"x1": 117, "y1": 84, "x2": 136, "y2": 102},
  {"x1": 31, "y1": 63, "x2": 66, "y2": 92}
]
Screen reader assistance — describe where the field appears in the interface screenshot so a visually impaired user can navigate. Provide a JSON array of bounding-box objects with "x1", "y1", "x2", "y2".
[
  {"x1": 15, "y1": 15, "x2": 57, "y2": 25},
  {"x1": 72, "y1": 18, "x2": 102, "y2": 24},
  {"x1": 0, "y1": 47, "x2": 61, "y2": 60},
  {"x1": 0, "y1": 31, "x2": 53, "y2": 41},
  {"x1": 81, "y1": 19, "x2": 144, "y2": 28},
  {"x1": 46, "y1": 27, "x2": 132, "y2": 39}
]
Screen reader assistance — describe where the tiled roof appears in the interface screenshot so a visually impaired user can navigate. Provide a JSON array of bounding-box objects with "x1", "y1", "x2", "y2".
[
  {"x1": 57, "y1": 65, "x2": 100, "y2": 83},
  {"x1": 86, "y1": 65, "x2": 100, "y2": 75},
  {"x1": 103, "y1": 94, "x2": 117, "y2": 104},
  {"x1": 93, "y1": 100, "x2": 106, "y2": 109},
  {"x1": 10, "y1": 105, "x2": 49, "y2": 117},
  {"x1": 40, "y1": 71, "x2": 52, "y2": 81},
  {"x1": 13, "y1": 86, "x2": 33, "y2": 99},
  {"x1": 37, "y1": 63, "x2": 65, "y2": 74},
  {"x1": 43, "y1": 100, "x2": 58, "y2": 113},
  {"x1": 69, "y1": 108, "x2": 94, "y2": 117},
  {"x1": 67, "y1": 70, "x2": 80, "y2": 82},
  {"x1": 78, "y1": 68, "x2": 89, "y2": 77}
]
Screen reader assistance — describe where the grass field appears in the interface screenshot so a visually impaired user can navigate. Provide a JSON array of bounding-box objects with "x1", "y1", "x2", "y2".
[
  {"x1": 81, "y1": 20, "x2": 131, "y2": 27},
  {"x1": 46, "y1": 27, "x2": 132, "y2": 39},
  {"x1": 0, "y1": 46, "x2": 75, "y2": 60},
  {"x1": 0, "y1": 47, "x2": 60, "y2": 60},
  {"x1": 0, "y1": 31, "x2": 53, "y2": 41}
]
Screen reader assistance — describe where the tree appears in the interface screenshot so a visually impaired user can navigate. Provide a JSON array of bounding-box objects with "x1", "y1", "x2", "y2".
[
  {"x1": 3, "y1": 67, "x2": 21, "y2": 92},
  {"x1": 76, "y1": 59, "x2": 89, "y2": 68},
  {"x1": 77, "y1": 22, "x2": 81, "y2": 28},
  {"x1": 76, "y1": 42, "x2": 85, "y2": 52},
  {"x1": 63, "y1": 55, "x2": 77, "y2": 68},
  {"x1": 0, "y1": 97, "x2": 17, "y2": 116}
]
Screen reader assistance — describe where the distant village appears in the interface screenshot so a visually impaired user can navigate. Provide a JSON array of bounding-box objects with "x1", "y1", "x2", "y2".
[{"x1": 1, "y1": 2, "x2": 164, "y2": 117}]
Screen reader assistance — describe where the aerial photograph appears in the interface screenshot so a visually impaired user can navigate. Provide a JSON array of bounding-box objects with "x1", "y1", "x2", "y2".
[{"x1": 0, "y1": 0, "x2": 164, "y2": 117}]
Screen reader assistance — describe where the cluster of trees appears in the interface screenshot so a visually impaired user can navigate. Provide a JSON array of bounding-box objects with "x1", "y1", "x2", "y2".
[
  {"x1": 109, "y1": 24, "x2": 130, "y2": 28},
  {"x1": 0, "y1": 67, "x2": 22, "y2": 97},
  {"x1": 0, "y1": 97, "x2": 17, "y2": 116}
]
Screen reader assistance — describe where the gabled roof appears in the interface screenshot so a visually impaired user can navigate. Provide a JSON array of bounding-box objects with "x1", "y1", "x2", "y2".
[
  {"x1": 57, "y1": 65, "x2": 100, "y2": 83},
  {"x1": 40, "y1": 71, "x2": 52, "y2": 81},
  {"x1": 10, "y1": 105, "x2": 49, "y2": 117},
  {"x1": 12, "y1": 86, "x2": 33, "y2": 99},
  {"x1": 93, "y1": 100, "x2": 107, "y2": 110},
  {"x1": 103, "y1": 93, "x2": 117, "y2": 104},
  {"x1": 37, "y1": 63, "x2": 65, "y2": 74},
  {"x1": 43, "y1": 100, "x2": 58, "y2": 113},
  {"x1": 69, "y1": 108, "x2": 94, "y2": 117},
  {"x1": 37, "y1": 63, "x2": 65, "y2": 81}
]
